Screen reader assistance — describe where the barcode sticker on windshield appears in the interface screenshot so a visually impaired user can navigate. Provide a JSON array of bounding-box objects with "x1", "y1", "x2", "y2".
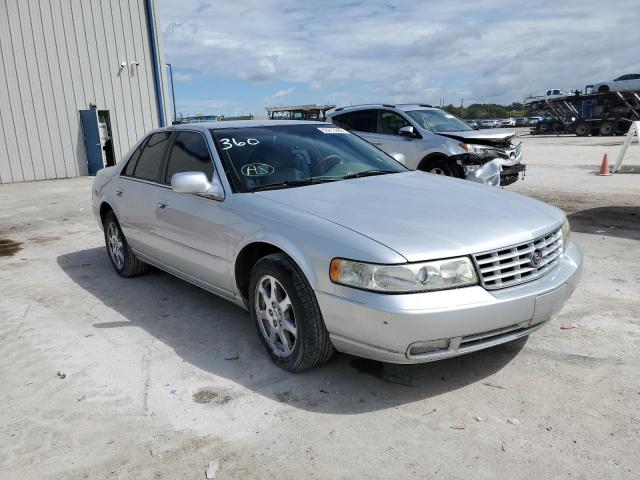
[{"x1": 317, "y1": 127, "x2": 348, "y2": 134}]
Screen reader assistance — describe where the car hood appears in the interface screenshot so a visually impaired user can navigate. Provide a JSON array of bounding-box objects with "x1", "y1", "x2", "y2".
[
  {"x1": 253, "y1": 171, "x2": 564, "y2": 262},
  {"x1": 435, "y1": 129, "x2": 515, "y2": 144}
]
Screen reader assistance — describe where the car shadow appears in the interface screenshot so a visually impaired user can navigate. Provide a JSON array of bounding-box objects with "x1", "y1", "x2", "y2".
[
  {"x1": 57, "y1": 247, "x2": 526, "y2": 414},
  {"x1": 568, "y1": 206, "x2": 640, "y2": 240}
]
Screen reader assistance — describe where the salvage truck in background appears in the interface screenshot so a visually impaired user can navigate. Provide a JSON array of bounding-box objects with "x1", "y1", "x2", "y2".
[{"x1": 525, "y1": 89, "x2": 640, "y2": 136}]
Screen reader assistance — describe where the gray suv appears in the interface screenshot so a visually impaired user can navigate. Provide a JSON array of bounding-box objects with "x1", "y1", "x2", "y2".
[{"x1": 326, "y1": 104, "x2": 525, "y2": 186}]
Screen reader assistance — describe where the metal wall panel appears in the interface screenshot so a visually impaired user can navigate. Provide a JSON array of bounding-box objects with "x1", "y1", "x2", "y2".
[{"x1": 0, "y1": 0, "x2": 168, "y2": 183}]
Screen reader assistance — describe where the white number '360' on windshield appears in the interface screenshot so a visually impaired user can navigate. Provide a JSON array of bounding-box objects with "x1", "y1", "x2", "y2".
[{"x1": 219, "y1": 138, "x2": 260, "y2": 150}]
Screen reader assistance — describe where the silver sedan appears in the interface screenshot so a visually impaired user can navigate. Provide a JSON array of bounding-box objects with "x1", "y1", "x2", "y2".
[{"x1": 92, "y1": 121, "x2": 582, "y2": 372}]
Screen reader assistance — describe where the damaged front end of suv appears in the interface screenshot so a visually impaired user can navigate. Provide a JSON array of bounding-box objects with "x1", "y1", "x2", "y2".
[{"x1": 442, "y1": 132, "x2": 525, "y2": 186}]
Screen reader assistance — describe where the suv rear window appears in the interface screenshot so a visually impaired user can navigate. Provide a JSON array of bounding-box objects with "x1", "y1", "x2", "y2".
[{"x1": 333, "y1": 110, "x2": 377, "y2": 133}]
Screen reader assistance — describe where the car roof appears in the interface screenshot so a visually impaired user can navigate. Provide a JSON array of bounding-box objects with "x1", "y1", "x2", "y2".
[
  {"x1": 162, "y1": 120, "x2": 329, "y2": 131},
  {"x1": 327, "y1": 104, "x2": 439, "y2": 116}
]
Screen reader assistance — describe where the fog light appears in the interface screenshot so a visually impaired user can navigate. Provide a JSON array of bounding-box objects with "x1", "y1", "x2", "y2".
[{"x1": 408, "y1": 339, "x2": 450, "y2": 356}]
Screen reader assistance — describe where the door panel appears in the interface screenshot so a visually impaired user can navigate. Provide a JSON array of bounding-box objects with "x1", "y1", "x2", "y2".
[
  {"x1": 153, "y1": 191, "x2": 233, "y2": 294},
  {"x1": 113, "y1": 178, "x2": 166, "y2": 260},
  {"x1": 112, "y1": 131, "x2": 172, "y2": 259},
  {"x1": 150, "y1": 130, "x2": 233, "y2": 294},
  {"x1": 375, "y1": 110, "x2": 425, "y2": 169}
]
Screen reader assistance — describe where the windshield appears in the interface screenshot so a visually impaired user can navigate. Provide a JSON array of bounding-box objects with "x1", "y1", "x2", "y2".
[
  {"x1": 210, "y1": 124, "x2": 407, "y2": 192},
  {"x1": 406, "y1": 110, "x2": 474, "y2": 133}
]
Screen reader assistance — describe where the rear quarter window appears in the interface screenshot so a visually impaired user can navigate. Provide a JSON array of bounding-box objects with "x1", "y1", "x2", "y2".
[{"x1": 130, "y1": 132, "x2": 171, "y2": 182}]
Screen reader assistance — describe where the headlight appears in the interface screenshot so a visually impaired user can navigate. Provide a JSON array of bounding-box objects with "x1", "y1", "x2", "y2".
[
  {"x1": 459, "y1": 143, "x2": 494, "y2": 155},
  {"x1": 561, "y1": 218, "x2": 571, "y2": 251},
  {"x1": 329, "y1": 257, "x2": 478, "y2": 293}
]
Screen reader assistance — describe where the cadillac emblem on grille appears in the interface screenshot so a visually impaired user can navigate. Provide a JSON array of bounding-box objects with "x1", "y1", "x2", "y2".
[{"x1": 530, "y1": 249, "x2": 543, "y2": 268}]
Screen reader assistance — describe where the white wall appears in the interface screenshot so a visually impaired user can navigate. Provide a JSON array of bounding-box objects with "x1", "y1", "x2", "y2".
[{"x1": 0, "y1": 0, "x2": 168, "y2": 183}]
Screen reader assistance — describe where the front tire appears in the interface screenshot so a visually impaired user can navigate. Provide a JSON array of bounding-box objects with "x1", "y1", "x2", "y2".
[
  {"x1": 103, "y1": 211, "x2": 148, "y2": 277},
  {"x1": 249, "y1": 253, "x2": 334, "y2": 372},
  {"x1": 423, "y1": 158, "x2": 462, "y2": 177}
]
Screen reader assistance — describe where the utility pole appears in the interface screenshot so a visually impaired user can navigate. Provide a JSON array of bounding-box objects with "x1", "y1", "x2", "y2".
[
  {"x1": 460, "y1": 98, "x2": 464, "y2": 118},
  {"x1": 165, "y1": 63, "x2": 177, "y2": 124}
]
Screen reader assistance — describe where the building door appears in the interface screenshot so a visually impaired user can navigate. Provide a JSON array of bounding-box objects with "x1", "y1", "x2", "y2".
[
  {"x1": 98, "y1": 110, "x2": 116, "y2": 167},
  {"x1": 79, "y1": 109, "x2": 104, "y2": 175}
]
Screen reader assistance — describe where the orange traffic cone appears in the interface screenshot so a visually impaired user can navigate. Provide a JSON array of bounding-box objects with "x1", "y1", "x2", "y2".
[{"x1": 598, "y1": 153, "x2": 611, "y2": 176}]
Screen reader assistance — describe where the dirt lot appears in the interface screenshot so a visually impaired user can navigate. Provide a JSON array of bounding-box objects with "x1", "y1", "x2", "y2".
[{"x1": 1, "y1": 134, "x2": 639, "y2": 479}]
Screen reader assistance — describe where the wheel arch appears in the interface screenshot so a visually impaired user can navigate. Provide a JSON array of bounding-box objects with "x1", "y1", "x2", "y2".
[
  {"x1": 99, "y1": 201, "x2": 115, "y2": 224},
  {"x1": 417, "y1": 152, "x2": 450, "y2": 171},
  {"x1": 233, "y1": 237, "x2": 318, "y2": 304}
]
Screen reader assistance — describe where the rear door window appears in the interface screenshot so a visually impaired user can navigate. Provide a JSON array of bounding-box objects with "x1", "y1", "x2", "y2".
[
  {"x1": 131, "y1": 132, "x2": 171, "y2": 182},
  {"x1": 331, "y1": 113, "x2": 350, "y2": 129},
  {"x1": 343, "y1": 110, "x2": 377, "y2": 133},
  {"x1": 123, "y1": 141, "x2": 146, "y2": 176},
  {"x1": 163, "y1": 131, "x2": 213, "y2": 184}
]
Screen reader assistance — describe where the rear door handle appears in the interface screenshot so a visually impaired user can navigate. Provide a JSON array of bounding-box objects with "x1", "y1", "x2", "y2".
[
  {"x1": 115, "y1": 188, "x2": 123, "y2": 197},
  {"x1": 157, "y1": 200, "x2": 168, "y2": 209},
  {"x1": 371, "y1": 141, "x2": 383, "y2": 146}
]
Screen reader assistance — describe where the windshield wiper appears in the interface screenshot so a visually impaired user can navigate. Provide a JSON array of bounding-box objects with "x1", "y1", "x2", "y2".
[
  {"x1": 247, "y1": 177, "x2": 338, "y2": 192},
  {"x1": 341, "y1": 169, "x2": 400, "y2": 180}
]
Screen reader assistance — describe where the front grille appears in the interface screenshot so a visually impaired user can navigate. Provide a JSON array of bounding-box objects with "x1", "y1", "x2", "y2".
[{"x1": 473, "y1": 229, "x2": 563, "y2": 290}]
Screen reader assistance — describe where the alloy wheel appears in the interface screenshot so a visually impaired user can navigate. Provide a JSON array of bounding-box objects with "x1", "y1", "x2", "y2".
[
  {"x1": 106, "y1": 221, "x2": 125, "y2": 270},
  {"x1": 255, "y1": 275, "x2": 297, "y2": 357}
]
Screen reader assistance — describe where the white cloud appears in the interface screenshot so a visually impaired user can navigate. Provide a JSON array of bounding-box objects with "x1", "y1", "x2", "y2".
[
  {"x1": 175, "y1": 98, "x2": 229, "y2": 115},
  {"x1": 265, "y1": 87, "x2": 294, "y2": 104},
  {"x1": 172, "y1": 72, "x2": 193, "y2": 82},
  {"x1": 159, "y1": 0, "x2": 640, "y2": 106}
]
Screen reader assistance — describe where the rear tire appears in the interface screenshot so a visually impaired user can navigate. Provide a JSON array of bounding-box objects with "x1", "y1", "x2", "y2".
[
  {"x1": 599, "y1": 120, "x2": 615, "y2": 136},
  {"x1": 574, "y1": 121, "x2": 590, "y2": 137},
  {"x1": 103, "y1": 211, "x2": 148, "y2": 277},
  {"x1": 249, "y1": 253, "x2": 334, "y2": 372},
  {"x1": 538, "y1": 122, "x2": 550, "y2": 133}
]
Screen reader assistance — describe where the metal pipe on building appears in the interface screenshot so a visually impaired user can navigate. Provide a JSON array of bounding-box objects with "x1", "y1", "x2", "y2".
[{"x1": 145, "y1": 0, "x2": 166, "y2": 127}]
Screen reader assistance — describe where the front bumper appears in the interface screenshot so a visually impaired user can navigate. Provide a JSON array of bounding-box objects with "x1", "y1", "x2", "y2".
[{"x1": 316, "y1": 241, "x2": 582, "y2": 364}]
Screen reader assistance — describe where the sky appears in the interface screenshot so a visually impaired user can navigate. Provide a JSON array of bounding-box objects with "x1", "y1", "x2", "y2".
[{"x1": 157, "y1": 0, "x2": 640, "y2": 117}]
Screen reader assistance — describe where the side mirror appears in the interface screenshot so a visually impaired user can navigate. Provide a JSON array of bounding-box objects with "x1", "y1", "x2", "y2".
[
  {"x1": 171, "y1": 171, "x2": 224, "y2": 200},
  {"x1": 398, "y1": 125, "x2": 416, "y2": 137},
  {"x1": 390, "y1": 152, "x2": 406, "y2": 164}
]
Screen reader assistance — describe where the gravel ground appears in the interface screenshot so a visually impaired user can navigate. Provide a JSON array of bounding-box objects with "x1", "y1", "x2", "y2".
[{"x1": 1, "y1": 133, "x2": 639, "y2": 479}]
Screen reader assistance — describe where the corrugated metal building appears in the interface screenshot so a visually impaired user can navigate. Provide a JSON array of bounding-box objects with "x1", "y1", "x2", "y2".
[{"x1": 0, "y1": 0, "x2": 170, "y2": 184}]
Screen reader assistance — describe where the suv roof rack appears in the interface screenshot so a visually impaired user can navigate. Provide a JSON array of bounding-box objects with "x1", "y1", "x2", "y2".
[
  {"x1": 334, "y1": 103, "x2": 398, "y2": 110},
  {"x1": 419, "y1": 104, "x2": 432, "y2": 108}
]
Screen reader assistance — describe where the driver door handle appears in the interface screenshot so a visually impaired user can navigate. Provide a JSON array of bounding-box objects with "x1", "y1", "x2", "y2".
[
  {"x1": 157, "y1": 200, "x2": 168, "y2": 209},
  {"x1": 371, "y1": 141, "x2": 383, "y2": 146}
]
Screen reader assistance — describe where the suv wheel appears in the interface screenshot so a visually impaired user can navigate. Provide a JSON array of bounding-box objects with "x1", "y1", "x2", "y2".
[
  {"x1": 423, "y1": 158, "x2": 461, "y2": 177},
  {"x1": 103, "y1": 211, "x2": 148, "y2": 277},
  {"x1": 249, "y1": 253, "x2": 334, "y2": 372}
]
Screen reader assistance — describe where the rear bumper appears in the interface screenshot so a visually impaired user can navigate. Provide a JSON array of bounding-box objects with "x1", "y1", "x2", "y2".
[{"x1": 316, "y1": 241, "x2": 582, "y2": 364}]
